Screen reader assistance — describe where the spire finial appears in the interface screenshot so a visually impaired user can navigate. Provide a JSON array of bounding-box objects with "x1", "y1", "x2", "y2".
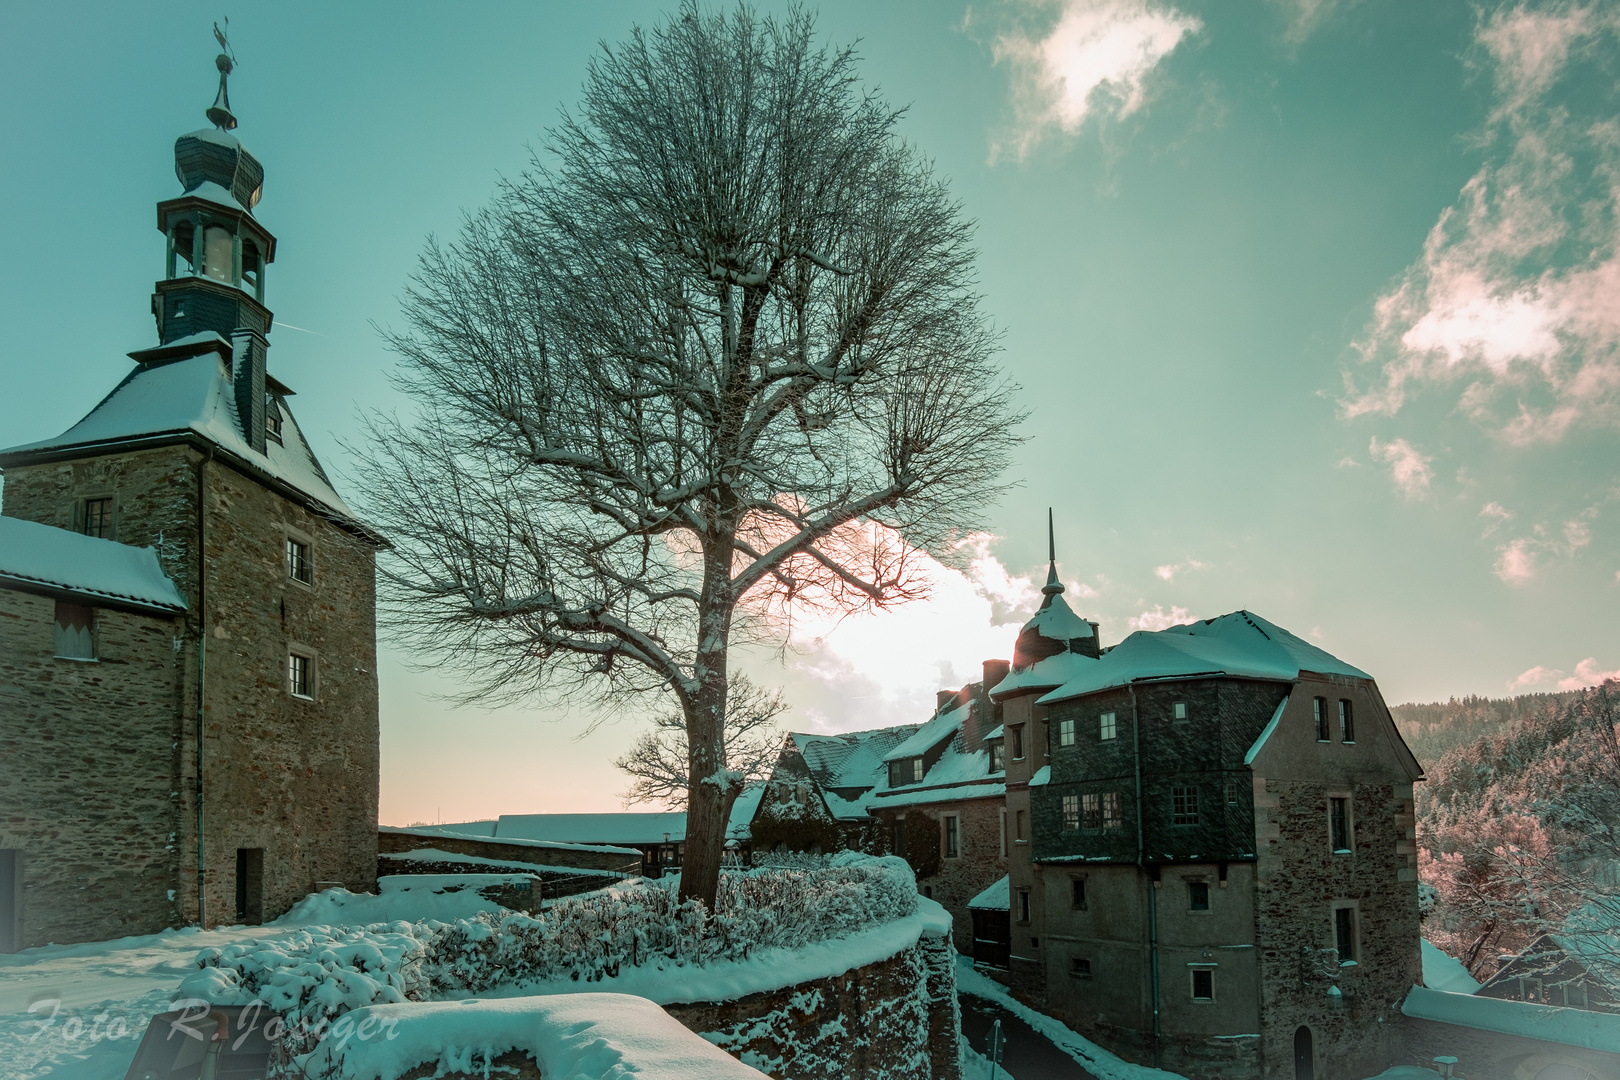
[
  {"x1": 206, "y1": 19, "x2": 238, "y2": 130},
  {"x1": 1042, "y1": 507, "x2": 1064, "y2": 598}
]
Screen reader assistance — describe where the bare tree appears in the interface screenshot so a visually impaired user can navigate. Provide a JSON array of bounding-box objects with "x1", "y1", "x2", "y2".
[
  {"x1": 617, "y1": 672, "x2": 787, "y2": 810},
  {"x1": 356, "y1": 3, "x2": 1023, "y2": 907}
]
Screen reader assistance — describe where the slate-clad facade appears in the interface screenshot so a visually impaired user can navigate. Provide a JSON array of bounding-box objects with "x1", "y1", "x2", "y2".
[{"x1": 0, "y1": 60, "x2": 382, "y2": 948}]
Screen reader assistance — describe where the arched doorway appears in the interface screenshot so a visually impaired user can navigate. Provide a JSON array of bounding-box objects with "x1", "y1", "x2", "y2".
[{"x1": 1293, "y1": 1026, "x2": 1314, "y2": 1080}]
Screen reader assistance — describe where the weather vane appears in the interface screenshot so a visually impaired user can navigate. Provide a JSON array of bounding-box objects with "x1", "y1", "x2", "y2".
[{"x1": 206, "y1": 18, "x2": 239, "y2": 130}]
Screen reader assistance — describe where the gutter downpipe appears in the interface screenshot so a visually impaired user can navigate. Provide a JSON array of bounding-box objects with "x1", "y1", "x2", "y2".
[
  {"x1": 1131, "y1": 682, "x2": 1161, "y2": 1069},
  {"x1": 195, "y1": 447, "x2": 212, "y2": 928}
]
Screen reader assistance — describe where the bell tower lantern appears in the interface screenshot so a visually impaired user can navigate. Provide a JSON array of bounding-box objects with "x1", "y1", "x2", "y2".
[{"x1": 144, "y1": 28, "x2": 278, "y2": 452}]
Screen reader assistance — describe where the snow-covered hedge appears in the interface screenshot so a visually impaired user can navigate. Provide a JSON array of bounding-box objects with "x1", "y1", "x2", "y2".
[{"x1": 178, "y1": 854, "x2": 916, "y2": 1060}]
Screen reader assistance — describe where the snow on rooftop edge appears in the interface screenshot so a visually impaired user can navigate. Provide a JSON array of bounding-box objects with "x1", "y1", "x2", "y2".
[
  {"x1": 0, "y1": 515, "x2": 186, "y2": 611},
  {"x1": 968, "y1": 875, "x2": 1009, "y2": 911},
  {"x1": 1402, "y1": 985, "x2": 1620, "y2": 1052},
  {"x1": 380, "y1": 825, "x2": 640, "y2": 857}
]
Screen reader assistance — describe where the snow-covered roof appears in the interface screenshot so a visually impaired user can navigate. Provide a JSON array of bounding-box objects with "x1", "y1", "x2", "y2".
[
  {"x1": 968, "y1": 875, "x2": 1009, "y2": 911},
  {"x1": 1244, "y1": 695, "x2": 1290, "y2": 766},
  {"x1": 0, "y1": 515, "x2": 187, "y2": 613},
  {"x1": 883, "y1": 700, "x2": 967, "y2": 763},
  {"x1": 791, "y1": 725, "x2": 920, "y2": 797},
  {"x1": 0, "y1": 351, "x2": 362, "y2": 528},
  {"x1": 1023, "y1": 592, "x2": 1094, "y2": 641},
  {"x1": 869, "y1": 778, "x2": 1006, "y2": 810},
  {"x1": 1039, "y1": 611, "x2": 1370, "y2": 706},
  {"x1": 983, "y1": 724, "x2": 1003, "y2": 741},
  {"x1": 1029, "y1": 765, "x2": 1051, "y2": 787},
  {"x1": 380, "y1": 824, "x2": 639, "y2": 857},
  {"x1": 1422, "y1": 940, "x2": 1482, "y2": 994},
  {"x1": 990, "y1": 650, "x2": 1098, "y2": 701},
  {"x1": 177, "y1": 178, "x2": 253, "y2": 214},
  {"x1": 492, "y1": 801, "x2": 758, "y2": 846},
  {"x1": 1403, "y1": 985, "x2": 1620, "y2": 1053}
]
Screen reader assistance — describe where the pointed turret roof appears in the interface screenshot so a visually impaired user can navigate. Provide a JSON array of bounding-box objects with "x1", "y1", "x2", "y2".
[{"x1": 992, "y1": 511, "x2": 1101, "y2": 700}]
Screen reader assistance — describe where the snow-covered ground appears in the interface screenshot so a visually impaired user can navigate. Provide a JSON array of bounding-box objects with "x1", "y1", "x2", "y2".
[{"x1": 1, "y1": 879, "x2": 503, "y2": 1080}]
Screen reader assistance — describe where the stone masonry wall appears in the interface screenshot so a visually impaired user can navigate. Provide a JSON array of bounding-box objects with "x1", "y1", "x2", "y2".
[
  {"x1": 1401, "y1": 1016, "x2": 1620, "y2": 1080},
  {"x1": 1253, "y1": 778, "x2": 1418, "y2": 1080},
  {"x1": 0, "y1": 588, "x2": 186, "y2": 947},
  {"x1": 376, "y1": 829, "x2": 639, "y2": 874},
  {"x1": 663, "y1": 929, "x2": 962, "y2": 1080},
  {"x1": 875, "y1": 797, "x2": 1006, "y2": 954},
  {"x1": 3, "y1": 443, "x2": 380, "y2": 935}
]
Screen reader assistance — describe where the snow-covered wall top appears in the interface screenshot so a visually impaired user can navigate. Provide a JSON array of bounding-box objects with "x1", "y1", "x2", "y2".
[
  {"x1": 1039, "y1": 610, "x2": 1370, "y2": 705},
  {"x1": 492, "y1": 803, "x2": 757, "y2": 846},
  {"x1": 0, "y1": 514, "x2": 187, "y2": 612},
  {"x1": 1403, "y1": 984, "x2": 1620, "y2": 1053},
  {"x1": 380, "y1": 825, "x2": 641, "y2": 857}
]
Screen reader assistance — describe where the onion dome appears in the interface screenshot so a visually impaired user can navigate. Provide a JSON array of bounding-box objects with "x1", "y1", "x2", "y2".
[{"x1": 174, "y1": 44, "x2": 263, "y2": 211}]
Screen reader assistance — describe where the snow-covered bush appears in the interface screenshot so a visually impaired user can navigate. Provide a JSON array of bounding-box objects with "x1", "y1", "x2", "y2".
[{"x1": 180, "y1": 855, "x2": 917, "y2": 1055}]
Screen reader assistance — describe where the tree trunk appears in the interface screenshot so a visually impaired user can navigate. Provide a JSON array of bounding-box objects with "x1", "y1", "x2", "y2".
[{"x1": 680, "y1": 681, "x2": 729, "y2": 907}]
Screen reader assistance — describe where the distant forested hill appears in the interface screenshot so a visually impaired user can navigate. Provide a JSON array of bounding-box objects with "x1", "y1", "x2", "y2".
[
  {"x1": 1391, "y1": 689, "x2": 1591, "y2": 768},
  {"x1": 1400, "y1": 680, "x2": 1620, "y2": 985}
]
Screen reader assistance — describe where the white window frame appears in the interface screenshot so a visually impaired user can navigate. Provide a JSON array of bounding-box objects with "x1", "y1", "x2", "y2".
[
  {"x1": 1058, "y1": 717, "x2": 1075, "y2": 747},
  {"x1": 285, "y1": 528, "x2": 315, "y2": 588},
  {"x1": 1099, "y1": 711, "x2": 1117, "y2": 740},
  {"x1": 287, "y1": 647, "x2": 317, "y2": 700},
  {"x1": 1061, "y1": 794, "x2": 1080, "y2": 831},
  {"x1": 1173, "y1": 701, "x2": 1188, "y2": 722}
]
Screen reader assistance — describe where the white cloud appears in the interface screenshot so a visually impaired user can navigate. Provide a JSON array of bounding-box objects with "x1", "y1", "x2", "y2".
[
  {"x1": 992, "y1": 0, "x2": 1202, "y2": 160},
  {"x1": 1480, "y1": 501, "x2": 1515, "y2": 534},
  {"x1": 1508, "y1": 656, "x2": 1620, "y2": 690},
  {"x1": 1559, "y1": 656, "x2": 1620, "y2": 689},
  {"x1": 1266, "y1": 0, "x2": 1356, "y2": 48},
  {"x1": 1154, "y1": 558, "x2": 1205, "y2": 582},
  {"x1": 1129, "y1": 603, "x2": 1191, "y2": 631},
  {"x1": 1368, "y1": 436, "x2": 1434, "y2": 499},
  {"x1": 1346, "y1": 4, "x2": 1620, "y2": 443},
  {"x1": 1494, "y1": 536, "x2": 1539, "y2": 583}
]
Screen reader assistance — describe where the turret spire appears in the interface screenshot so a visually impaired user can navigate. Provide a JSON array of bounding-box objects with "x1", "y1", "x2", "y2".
[
  {"x1": 206, "y1": 21, "x2": 238, "y2": 130},
  {"x1": 1042, "y1": 507, "x2": 1064, "y2": 599}
]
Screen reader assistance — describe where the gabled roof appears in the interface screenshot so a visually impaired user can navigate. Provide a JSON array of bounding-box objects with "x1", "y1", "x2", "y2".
[
  {"x1": 1039, "y1": 610, "x2": 1369, "y2": 705},
  {"x1": 0, "y1": 515, "x2": 187, "y2": 613},
  {"x1": 790, "y1": 725, "x2": 920, "y2": 792},
  {"x1": 883, "y1": 698, "x2": 967, "y2": 762},
  {"x1": 990, "y1": 649, "x2": 1098, "y2": 701},
  {"x1": 0, "y1": 348, "x2": 368, "y2": 536}
]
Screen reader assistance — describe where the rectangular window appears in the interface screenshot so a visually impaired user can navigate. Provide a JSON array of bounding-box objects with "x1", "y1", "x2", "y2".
[
  {"x1": 53, "y1": 601, "x2": 96, "y2": 660},
  {"x1": 944, "y1": 814, "x2": 960, "y2": 858},
  {"x1": 1330, "y1": 797, "x2": 1352, "y2": 853},
  {"x1": 266, "y1": 400, "x2": 284, "y2": 444},
  {"x1": 288, "y1": 652, "x2": 313, "y2": 699},
  {"x1": 1010, "y1": 725, "x2": 1025, "y2": 760},
  {"x1": 1015, "y1": 809, "x2": 1028, "y2": 843},
  {"x1": 1189, "y1": 881, "x2": 1210, "y2": 911},
  {"x1": 894, "y1": 818, "x2": 907, "y2": 858},
  {"x1": 1334, "y1": 907, "x2": 1356, "y2": 963},
  {"x1": 1339, "y1": 699, "x2": 1355, "y2": 742},
  {"x1": 1058, "y1": 717, "x2": 1075, "y2": 747},
  {"x1": 1070, "y1": 957, "x2": 1092, "y2": 978},
  {"x1": 999, "y1": 808, "x2": 1008, "y2": 856},
  {"x1": 1071, "y1": 877, "x2": 1087, "y2": 909},
  {"x1": 1191, "y1": 968, "x2": 1214, "y2": 1000},
  {"x1": 1017, "y1": 888, "x2": 1031, "y2": 923},
  {"x1": 235, "y1": 848, "x2": 265, "y2": 924},
  {"x1": 1172, "y1": 786, "x2": 1199, "y2": 826},
  {"x1": 287, "y1": 538, "x2": 312, "y2": 585},
  {"x1": 1082, "y1": 793, "x2": 1101, "y2": 830},
  {"x1": 1102, "y1": 792, "x2": 1122, "y2": 829},
  {"x1": 911, "y1": 757, "x2": 924, "y2": 784},
  {"x1": 1062, "y1": 795, "x2": 1080, "y2": 831},
  {"x1": 1099, "y1": 712, "x2": 1117, "y2": 740},
  {"x1": 1315, "y1": 697, "x2": 1330, "y2": 741},
  {"x1": 82, "y1": 498, "x2": 113, "y2": 539},
  {"x1": 1226, "y1": 781, "x2": 1238, "y2": 806},
  {"x1": 1173, "y1": 701, "x2": 1188, "y2": 722},
  {"x1": 990, "y1": 742, "x2": 1005, "y2": 772}
]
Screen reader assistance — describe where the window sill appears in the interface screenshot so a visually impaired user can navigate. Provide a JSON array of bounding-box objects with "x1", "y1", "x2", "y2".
[
  {"x1": 290, "y1": 693, "x2": 315, "y2": 702},
  {"x1": 1332, "y1": 848, "x2": 1352, "y2": 855},
  {"x1": 54, "y1": 655, "x2": 99, "y2": 663}
]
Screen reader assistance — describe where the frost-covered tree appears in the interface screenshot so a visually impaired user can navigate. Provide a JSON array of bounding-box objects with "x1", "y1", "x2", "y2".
[
  {"x1": 616, "y1": 673, "x2": 786, "y2": 810},
  {"x1": 358, "y1": 4, "x2": 1022, "y2": 907}
]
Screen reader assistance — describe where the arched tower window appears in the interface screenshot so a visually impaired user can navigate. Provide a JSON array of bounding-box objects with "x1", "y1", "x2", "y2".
[
  {"x1": 203, "y1": 225, "x2": 233, "y2": 283},
  {"x1": 171, "y1": 220, "x2": 196, "y2": 277},
  {"x1": 241, "y1": 237, "x2": 261, "y2": 293}
]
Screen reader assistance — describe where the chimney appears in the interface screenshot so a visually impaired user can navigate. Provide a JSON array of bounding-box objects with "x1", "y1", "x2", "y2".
[
  {"x1": 983, "y1": 659, "x2": 1011, "y2": 691},
  {"x1": 936, "y1": 689, "x2": 955, "y2": 714},
  {"x1": 232, "y1": 328, "x2": 268, "y2": 454}
]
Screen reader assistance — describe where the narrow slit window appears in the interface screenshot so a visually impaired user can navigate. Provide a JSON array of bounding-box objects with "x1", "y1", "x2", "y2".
[
  {"x1": 286, "y1": 538, "x2": 312, "y2": 585},
  {"x1": 1010, "y1": 725, "x2": 1025, "y2": 760},
  {"x1": 1071, "y1": 877, "x2": 1087, "y2": 909},
  {"x1": 1339, "y1": 699, "x2": 1355, "y2": 742},
  {"x1": 1099, "y1": 711, "x2": 1117, "y2": 740},
  {"x1": 1334, "y1": 907, "x2": 1356, "y2": 963},
  {"x1": 288, "y1": 653, "x2": 313, "y2": 699},
  {"x1": 1314, "y1": 697, "x2": 1330, "y2": 741},
  {"x1": 1017, "y1": 888, "x2": 1031, "y2": 923},
  {"x1": 944, "y1": 814, "x2": 960, "y2": 858},
  {"x1": 1330, "y1": 797, "x2": 1352, "y2": 853}
]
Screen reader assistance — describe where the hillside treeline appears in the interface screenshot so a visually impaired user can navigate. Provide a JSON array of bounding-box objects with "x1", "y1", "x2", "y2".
[{"x1": 1403, "y1": 680, "x2": 1620, "y2": 993}]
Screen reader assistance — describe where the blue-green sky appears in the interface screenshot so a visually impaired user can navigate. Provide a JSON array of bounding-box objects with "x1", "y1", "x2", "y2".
[{"x1": 3, "y1": 1, "x2": 1616, "y2": 822}]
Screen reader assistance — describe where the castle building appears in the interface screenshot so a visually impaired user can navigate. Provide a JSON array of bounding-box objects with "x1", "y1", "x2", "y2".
[
  {"x1": 1029, "y1": 610, "x2": 1424, "y2": 1080},
  {"x1": 0, "y1": 53, "x2": 382, "y2": 948}
]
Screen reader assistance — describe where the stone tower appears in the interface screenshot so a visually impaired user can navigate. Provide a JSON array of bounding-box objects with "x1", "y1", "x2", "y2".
[{"x1": 0, "y1": 46, "x2": 383, "y2": 942}]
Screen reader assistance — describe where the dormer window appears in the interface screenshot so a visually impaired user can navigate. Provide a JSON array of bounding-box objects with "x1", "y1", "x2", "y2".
[
  {"x1": 203, "y1": 225, "x2": 233, "y2": 283},
  {"x1": 990, "y1": 741, "x2": 1005, "y2": 773},
  {"x1": 266, "y1": 397, "x2": 283, "y2": 444},
  {"x1": 888, "y1": 757, "x2": 925, "y2": 787}
]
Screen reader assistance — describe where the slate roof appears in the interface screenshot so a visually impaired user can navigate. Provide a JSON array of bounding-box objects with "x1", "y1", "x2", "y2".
[
  {"x1": 0, "y1": 345, "x2": 369, "y2": 537},
  {"x1": 1039, "y1": 610, "x2": 1369, "y2": 705},
  {"x1": 0, "y1": 515, "x2": 187, "y2": 613}
]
